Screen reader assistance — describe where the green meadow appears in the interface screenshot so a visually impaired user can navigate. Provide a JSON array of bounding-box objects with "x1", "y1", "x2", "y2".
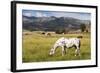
[{"x1": 22, "y1": 31, "x2": 91, "y2": 63}]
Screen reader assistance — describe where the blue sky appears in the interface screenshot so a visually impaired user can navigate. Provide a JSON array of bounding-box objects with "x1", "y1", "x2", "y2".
[{"x1": 22, "y1": 10, "x2": 91, "y2": 20}]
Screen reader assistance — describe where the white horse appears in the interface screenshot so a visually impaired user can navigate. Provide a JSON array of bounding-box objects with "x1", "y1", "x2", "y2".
[{"x1": 49, "y1": 37, "x2": 81, "y2": 56}]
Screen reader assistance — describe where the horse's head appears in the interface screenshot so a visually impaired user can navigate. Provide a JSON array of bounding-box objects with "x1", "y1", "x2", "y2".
[{"x1": 49, "y1": 48, "x2": 55, "y2": 56}]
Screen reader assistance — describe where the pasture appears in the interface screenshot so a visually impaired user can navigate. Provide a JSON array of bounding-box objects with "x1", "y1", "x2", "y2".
[{"x1": 22, "y1": 31, "x2": 91, "y2": 63}]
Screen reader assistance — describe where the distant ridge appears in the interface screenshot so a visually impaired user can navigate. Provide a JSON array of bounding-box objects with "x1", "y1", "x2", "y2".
[{"x1": 23, "y1": 15, "x2": 90, "y2": 31}]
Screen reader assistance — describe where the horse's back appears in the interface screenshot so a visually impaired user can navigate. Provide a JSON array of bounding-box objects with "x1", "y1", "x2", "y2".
[
  {"x1": 64, "y1": 38, "x2": 80, "y2": 48},
  {"x1": 56, "y1": 37, "x2": 65, "y2": 43},
  {"x1": 70, "y1": 38, "x2": 80, "y2": 44}
]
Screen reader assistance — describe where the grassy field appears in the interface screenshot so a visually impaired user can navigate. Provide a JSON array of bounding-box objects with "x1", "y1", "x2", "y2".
[{"x1": 22, "y1": 31, "x2": 91, "y2": 63}]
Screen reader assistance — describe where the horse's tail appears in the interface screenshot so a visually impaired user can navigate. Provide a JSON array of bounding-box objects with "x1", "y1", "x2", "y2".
[{"x1": 79, "y1": 39, "x2": 81, "y2": 48}]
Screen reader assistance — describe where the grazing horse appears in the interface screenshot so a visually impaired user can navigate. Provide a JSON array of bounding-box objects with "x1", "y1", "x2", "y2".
[
  {"x1": 77, "y1": 36, "x2": 83, "y2": 38},
  {"x1": 49, "y1": 37, "x2": 81, "y2": 56},
  {"x1": 45, "y1": 33, "x2": 51, "y2": 36}
]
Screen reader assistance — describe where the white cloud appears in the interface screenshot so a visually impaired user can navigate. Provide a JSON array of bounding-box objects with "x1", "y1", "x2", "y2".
[
  {"x1": 51, "y1": 12, "x2": 90, "y2": 20},
  {"x1": 23, "y1": 12, "x2": 32, "y2": 17},
  {"x1": 35, "y1": 12, "x2": 47, "y2": 17}
]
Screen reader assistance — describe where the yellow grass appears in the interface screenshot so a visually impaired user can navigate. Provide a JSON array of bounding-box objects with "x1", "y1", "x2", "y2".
[{"x1": 22, "y1": 32, "x2": 91, "y2": 62}]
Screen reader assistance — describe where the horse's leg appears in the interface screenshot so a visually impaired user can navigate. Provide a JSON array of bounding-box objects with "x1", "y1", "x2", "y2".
[
  {"x1": 64, "y1": 46, "x2": 67, "y2": 54},
  {"x1": 75, "y1": 49, "x2": 77, "y2": 56},
  {"x1": 75, "y1": 46, "x2": 80, "y2": 56},
  {"x1": 62, "y1": 46, "x2": 66, "y2": 56},
  {"x1": 61, "y1": 46, "x2": 65, "y2": 56},
  {"x1": 78, "y1": 48, "x2": 80, "y2": 56}
]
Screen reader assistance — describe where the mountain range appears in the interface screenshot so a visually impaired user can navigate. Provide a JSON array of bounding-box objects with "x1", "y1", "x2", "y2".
[{"x1": 22, "y1": 16, "x2": 90, "y2": 31}]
